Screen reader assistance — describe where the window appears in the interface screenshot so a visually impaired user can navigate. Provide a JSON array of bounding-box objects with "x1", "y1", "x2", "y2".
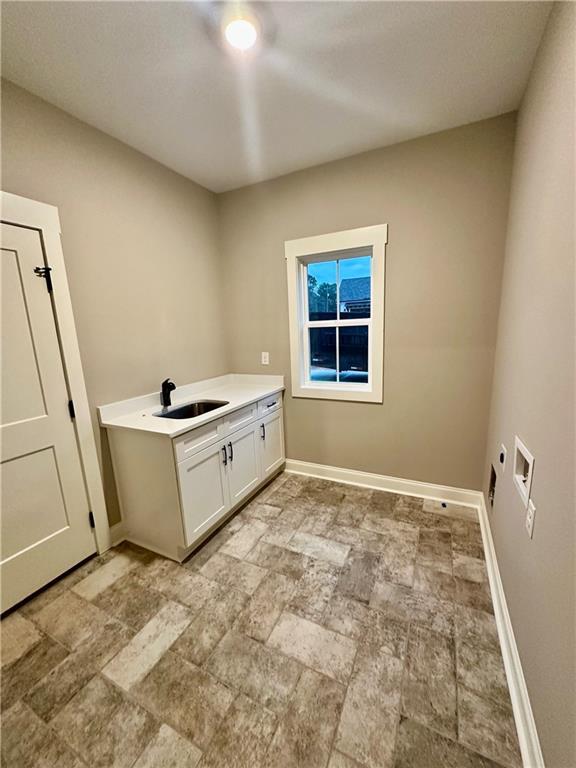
[{"x1": 285, "y1": 224, "x2": 387, "y2": 402}]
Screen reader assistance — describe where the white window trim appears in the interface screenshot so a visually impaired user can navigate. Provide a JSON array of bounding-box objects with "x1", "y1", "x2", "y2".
[{"x1": 285, "y1": 224, "x2": 387, "y2": 403}]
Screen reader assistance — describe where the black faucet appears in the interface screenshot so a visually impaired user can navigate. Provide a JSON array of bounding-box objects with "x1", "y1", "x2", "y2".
[{"x1": 161, "y1": 379, "x2": 176, "y2": 408}]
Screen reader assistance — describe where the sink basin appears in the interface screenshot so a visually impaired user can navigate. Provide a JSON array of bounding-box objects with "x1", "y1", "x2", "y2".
[{"x1": 154, "y1": 400, "x2": 229, "y2": 419}]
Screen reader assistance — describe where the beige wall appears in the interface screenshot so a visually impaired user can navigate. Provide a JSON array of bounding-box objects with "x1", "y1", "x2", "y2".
[
  {"x1": 1, "y1": 81, "x2": 228, "y2": 525},
  {"x1": 483, "y1": 5, "x2": 575, "y2": 766},
  {"x1": 219, "y1": 114, "x2": 516, "y2": 490}
]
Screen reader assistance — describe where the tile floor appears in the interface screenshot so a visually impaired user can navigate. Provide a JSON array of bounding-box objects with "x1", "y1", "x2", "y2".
[{"x1": 1, "y1": 472, "x2": 522, "y2": 768}]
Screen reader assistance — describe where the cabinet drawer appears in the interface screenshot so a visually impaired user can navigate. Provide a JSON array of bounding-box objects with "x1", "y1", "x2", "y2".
[
  {"x1": 223, "y1": 403, "x2": 258, "y2": 435},
  {"x1": 173, "y1": 419, "x2": 222, "y2": 463},
  {"x1": 259, "y1": 392, "x2": 282, "y2": 416}
]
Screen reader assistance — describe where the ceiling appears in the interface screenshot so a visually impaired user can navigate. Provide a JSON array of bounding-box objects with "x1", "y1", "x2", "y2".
[{"x1": 2, "y1": 2, "x2": 551, "y2": 192}]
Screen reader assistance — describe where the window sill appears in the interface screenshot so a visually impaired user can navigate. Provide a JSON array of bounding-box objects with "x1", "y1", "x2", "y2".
[{"x1": 292, "y1": 383, "x2": 383, "y2": 403}]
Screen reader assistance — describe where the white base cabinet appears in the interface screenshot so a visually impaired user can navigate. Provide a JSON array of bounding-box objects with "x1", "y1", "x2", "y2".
[{"x1": 107, "y1": 394, "x2": 285, "y2": 561}]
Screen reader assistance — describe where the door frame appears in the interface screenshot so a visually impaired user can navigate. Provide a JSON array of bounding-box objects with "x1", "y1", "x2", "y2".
[{"x1": 1, "y1": 190, "x2": 110, "y2": 553}]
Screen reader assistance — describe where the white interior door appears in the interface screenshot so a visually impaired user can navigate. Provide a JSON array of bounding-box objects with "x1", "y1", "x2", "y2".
[
  {"x1": 227, "y1": 422, "x2": 261, "y2": 506},
  {"x1": 260, "y1": 410, "x2": 286, "y2": 479},
  {"x1": 178, "y1": 441, "x2": 230, "y2": 546},
  {"x1": 1, "y1": 224, "x2": 96, "y2": 612}
]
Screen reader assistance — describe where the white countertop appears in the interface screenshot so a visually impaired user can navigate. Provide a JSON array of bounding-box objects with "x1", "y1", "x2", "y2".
[{"x1": 98, "y1": 374, "x2": 285, "y2": 438}]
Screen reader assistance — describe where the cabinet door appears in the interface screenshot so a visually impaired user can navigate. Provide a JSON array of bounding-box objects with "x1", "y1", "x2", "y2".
[
  {"x1": 260, "y1": 409, "x2": 285, "y2": 479},
  {"x1": 226, "y1": 422, "x2": 261, "y2": 506},
  {"x1": 178, "y1": 441, "x2": 230, "y2": 546}
]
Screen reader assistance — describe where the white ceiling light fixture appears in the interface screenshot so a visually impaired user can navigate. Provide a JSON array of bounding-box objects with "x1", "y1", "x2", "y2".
[{"x1": 224, "y1": 16, "x2": 258, "y2": 51}]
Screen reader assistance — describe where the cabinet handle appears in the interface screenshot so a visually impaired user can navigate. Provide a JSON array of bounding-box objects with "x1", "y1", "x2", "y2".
[
  {"x1": 222, "y1": 445, "x2": 228, "y2": 466},
  {"x1": 267, "y1": 402, "x2": 276, "y2": 408},
  {"x1": 228, "y1": 441, "x2": 233, "y2": 462},
  {"x1": 261, "y1": 423, "x2": 266, "y2": 440}
]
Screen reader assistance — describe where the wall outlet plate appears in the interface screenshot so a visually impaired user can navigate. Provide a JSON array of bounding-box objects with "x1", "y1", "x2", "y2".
[
  {"x1": 525, "y1": 499, "x2": 536, "y2": 539},
  {"x1": 513, "y1": 435, "x2": 534, "y2": 507},
  {"x1": 261, "y1": 351, "x2": 270, "y2": 365}
]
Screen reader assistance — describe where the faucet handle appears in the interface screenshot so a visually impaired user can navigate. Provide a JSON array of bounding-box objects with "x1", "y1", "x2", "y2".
[{"x1": 162, "y1": 378, "x2": 176, "y2": 391}]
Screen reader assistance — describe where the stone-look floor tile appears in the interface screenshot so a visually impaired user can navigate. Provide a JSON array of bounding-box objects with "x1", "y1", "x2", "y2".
[
  {"x1": 1, "y1": 700, "x2": 84, "y2": 768},
  {"x1": 199, "y1": 693, "x2": 277, "y2": 768},
  {"x1": 261, "y1": 521, "x2": 297, "y2": 547},
  {"x1": 140, "y1": 559, "x2": 220, "y2": 611},
  {"x1": 1, "y1": 612, "x2": 42, "y2": 668},
  {"x1": 25, "y1": 617, "x2": 133, "y2": 721},
  {"x1": 458, "y1": 687, "x2": 522, "y2": 768},
  {"x1": 330, "y1": 525, "x2": 388, "y2": 555},
  {"x1": 276, "y1": 498, "x2": 315, "y2": 528},
  {"x1": 393, "y1": 496, "x2": 427, "y2": 528},
  {"x1": 243, "y1": 501, "x2": 283, "y2": 522},
  {"x1": 413, "y1": 565, "x2": 456, "y2": 601},
  {"x1": 288, "y1": 559, "x2": 339, "y2": 621},
  {"x1": 378, "y1": 533, "x2": 419, "y2": 588},
  {"x1": 183, "y1": 525, "x2": 238, "y2": 571},
  {"x1": 329, "y1": 750, "x2": 364, "y2": 767},
  {"x1": 337, "y1": 549, "x2": 379, "y2": 603},
  {"x1": 335, "y1": 644, "x2": 403, "y2": 768},
  {"x1": 206, "y1": 630, "x2": 302, "y2": 714},
  {"x1": 1, "y1": 636, "x2": 69, "y2": 711},
  {"x1": 93, "y1": 572, "x2": 167, "y2": 631},
  {"x1": 455, "y1": 605, "x2": 500, "y2": 654},
  {"x1": 452, "y1": 520, "x2": 485, "y2": 560},
  {"x1": 324, "y1": 593, "x2": 369, "y2": 640},
  {"x1": 298, "y1": 507, "x2": 336, "y2": 536},
  {"x1": 268, "y1": 612, "x2": 356, "y2": 684},
  {"x1": 455, "y1": 577, "x2": 494, "y2": 614},
  {"x1": 402, "y1": 626, "x2": 457, "y2": 740},
  {"x1": 369, "y1": 490, "x2": 399, "y2": 518},
  {"x1": 335, "y1": 497, "x2": 367, "y2": 528},
  {"x1": 370, "y1": 580, "x2": 455, "y2": 637},
  {"x1": 416, "y1": 530, "x2": 453, "y2": 575},
  {"x1": 103, "y1": 601, "x2": 191, "y2": 691},
  {"x1": 246, "y1": 541, "x2": 310, "y2": 579},
  {"x1": 361, "y1": 510, "x2": 416, "y2": 539},
  {"x1": 53, "y1": 676, "x2": 157, "y2": 768},
  {"x1": 453, "y1": 554, "x2": 488, "y2": 583},
  {"x1": 133, "y1": 723, "x2": 202, "y2": 768},
  {"x1": 200, "y1": 552, "x2": 268, "y2": 595},
  {"x1": 133, "y1": 651, "x2": 234, "y2": 749},
  {"x1": 298, "y1": 483, "x2": 345, "y2": 510},
  {"x1": 422, "y1": 500, "x2": 479, "y2": 523},
  {"x1": 235, "y1": 571, "x2": 296, "y2": 641},
  {"x1": 72, "y1": 551, "x2": 140, "y2": 601},
  {"x1": 394, "y1": 716, "x2": 502, "y2": 768},
  {"x1": 173, "y1": 588, "x2": 248, "y2": 665},
  {"x1": 32, "y1": 590, "x2": 111, "y2": 649},
  {"x1": 219, "y1": 519, "x2": 269, "y2": 559},
  {"x1": 363, "y1": 609, "x2": 408, "y2": 659},
  {"x1": 457, "y1": 642, "x2": 511, "y2": 708},
  {"x1": 267, "y1": 668, "x2": 346, "y2": 768}
]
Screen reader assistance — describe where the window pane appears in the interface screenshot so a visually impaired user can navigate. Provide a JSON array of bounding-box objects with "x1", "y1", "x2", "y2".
[
  {"x1": 309, "y1": 327, "x2": 337, "y2": 382},
  {"x1": 339, "y1": 326, "x2": 368, "y2": 383},
  {"x1": 308, "y1": 261, "x2": 337, "y2": 321},
  {"x1": 339, "y1": 255, "x2": 371, "y2": 319}
]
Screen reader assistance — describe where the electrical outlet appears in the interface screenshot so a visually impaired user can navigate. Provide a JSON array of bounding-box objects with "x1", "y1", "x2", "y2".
[
  {"x1": 261, "y1": 351, "x2": 270, "y2": 365},
  {"x1": 525, "y1": 499, "x2": 536, "y2": 539}
]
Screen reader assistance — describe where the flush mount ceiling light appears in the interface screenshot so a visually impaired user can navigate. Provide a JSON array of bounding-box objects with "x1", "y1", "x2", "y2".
[{"x1": 224, "y1": 17, "x2": 258, "y2": 51}]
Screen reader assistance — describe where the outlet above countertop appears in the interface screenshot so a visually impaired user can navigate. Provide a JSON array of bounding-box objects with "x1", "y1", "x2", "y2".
[{"x1": 98, "y1": 373, "x2": 285, "y2": 438}]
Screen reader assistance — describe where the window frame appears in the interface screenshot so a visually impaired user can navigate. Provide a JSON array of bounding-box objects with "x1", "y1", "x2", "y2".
[{"x1": 285, "y1": 224, "x2": 387, "y2": 403}]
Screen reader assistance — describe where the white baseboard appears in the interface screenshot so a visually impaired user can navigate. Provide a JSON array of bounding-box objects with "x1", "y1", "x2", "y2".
[
  {"x1": 477, "y1": 495, "x2": 544, "y2": 768},
  {"x1": 109, "y1": 521, "x2": 125, "y2": 547},
  {"x1": 285, "y1": 458, "x2": 543, "y2": 768},
  {"x1": 285, "y1": 458, "x2": 483, "y2": 507}
]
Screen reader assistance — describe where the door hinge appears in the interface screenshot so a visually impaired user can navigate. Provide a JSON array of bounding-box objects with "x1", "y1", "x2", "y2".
[
  {"x1": 68, "y1": 400, "x2": 76, "y2": 419},
  {"x1": 88, "y1": 511, "x2": 95, "y2": 529},
  {"x1": 34, "y1": 265, "x2": 53, "y2": 293}
]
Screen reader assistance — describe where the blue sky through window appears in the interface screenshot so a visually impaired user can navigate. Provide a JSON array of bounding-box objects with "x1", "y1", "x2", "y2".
[{"x1": 309, "y1": 254, "x2": 370, "y2": 285}]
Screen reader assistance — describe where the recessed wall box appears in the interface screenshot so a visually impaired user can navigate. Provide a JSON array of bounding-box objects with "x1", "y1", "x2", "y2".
[{"x1": 513, "y1": 436, "x2": 534, "y2": 507}]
